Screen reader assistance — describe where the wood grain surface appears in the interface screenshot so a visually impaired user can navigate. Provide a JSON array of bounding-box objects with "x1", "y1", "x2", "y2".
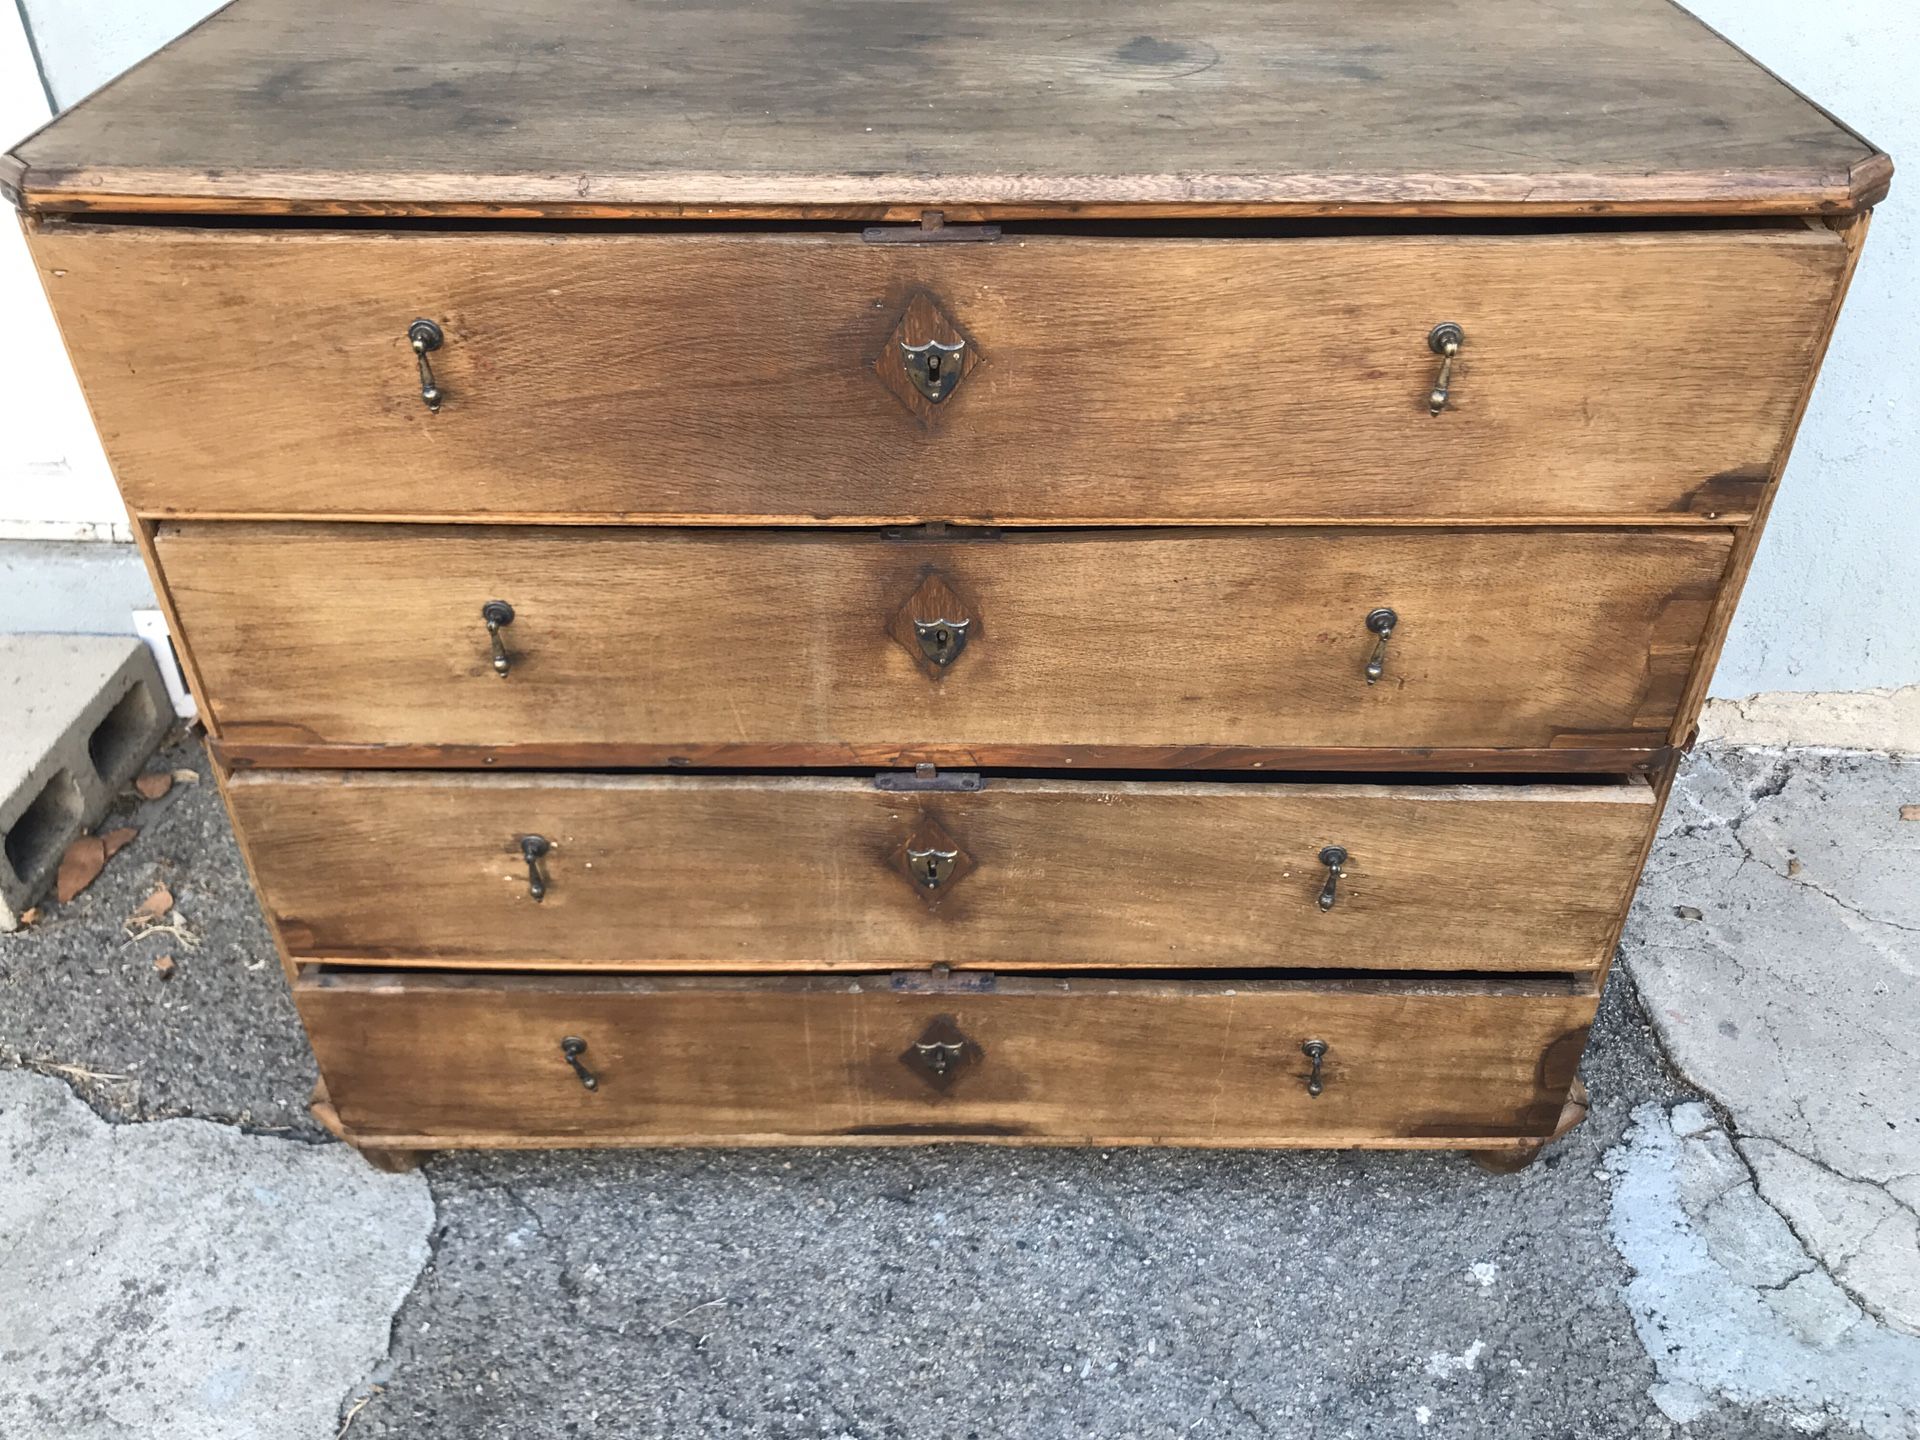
[
  {"x1": 232, "y1": 771, "x2": 1653, "y2": 974},
  {"x1": 31, "y1": 225, "x2": 1846, "y2": 523},
  {"x1": 6, "y1": 0, "x2": 1884, "y2": 216},
  {"x1": 296, "y1": 970, "x2": 1597, "y2": 1145},
  {"x1": 154, "y1": 523, "x2": 1734, "y2": 755}
]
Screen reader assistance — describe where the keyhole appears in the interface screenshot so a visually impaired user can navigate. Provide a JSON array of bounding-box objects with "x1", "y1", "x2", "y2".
[
  {"x1": 934, "y1": 628, "x2": 950, "y2": 650},
  {"x1": 928, "y1": 353, "x2": 942, "y2": 381},
  {"x1": 923, "y1": 857, "x2": 940, "y2": 886}
]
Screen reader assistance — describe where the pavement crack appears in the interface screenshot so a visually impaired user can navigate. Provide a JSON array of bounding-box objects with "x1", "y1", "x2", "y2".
[
  {"x1": 1728, "y1": 1131, "x2": 1908, "y2": 1330},
  {"x1": 490, "y1": 1179, "x2": 550, "y2": 1241}
]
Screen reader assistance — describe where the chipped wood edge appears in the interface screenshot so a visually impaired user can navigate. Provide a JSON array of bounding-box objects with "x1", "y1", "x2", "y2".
[
  {"x1": 295, "y1": 1122, "x2": 1560, "y2": 1155},
  {"x1": 229, "y1": 767, "x2": 1656, "y2": 805},
  {"x1": 0, "y1": 151, "x2": 26, "y2": 212},
  {"x1": 0, "y1": 0, "x2": 244, "y2": 216},
  {"x1": 210, "y1": 740, "x2": 1679, "y2": 776},
  {"x1": 128, "y1": 509, "x2": 1765, "y2": 529}
]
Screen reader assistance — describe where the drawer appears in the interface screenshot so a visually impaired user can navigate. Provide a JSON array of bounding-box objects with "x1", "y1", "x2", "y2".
[
  {"x1": 233, "y1": 772, "x2": 1654, "y2": 974},
  {"x1": 296, "y1": 971, "x2": 1597, "y2": 1147},
  {"x1": 160, "y1": 523, "x2": 1731, "y2": 762},
  {"x1": 37, "y1": 224, "x2": 1845, "y2": 523}
]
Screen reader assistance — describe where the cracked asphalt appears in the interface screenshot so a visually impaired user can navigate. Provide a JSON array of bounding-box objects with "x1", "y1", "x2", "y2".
[{"x1": 2, "y1": 737, "x2": 1915, "y2": 1438}]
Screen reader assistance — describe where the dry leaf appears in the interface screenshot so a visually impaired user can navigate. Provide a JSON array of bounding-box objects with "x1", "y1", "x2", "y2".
[
  {"x1": 172, "y1": 768, "x2": 201, "y2": 784},
  {"x1": 152, "y1": 954, "x2": 177, "y2": 980},
  {"x1": 101, "y1": 827, "x2": 138, "y2": 859},
  {"x1": 133, "y1": 885, "x2": 174, "y2": 920},
  {"x1": 55, "y1": 837, "x2": 108, "y2": 904},
  {"x1": 1787, "y1": 857, "x2": 1804, "y2": 877},
  {"x1": 17, "y1": 907, "x2": 39, "y2": 926},
  {"x1": 1901, "y1": 804, "x2": 1920, "y2": 822},
  {"x1": 134, "y1": 773, "x2": 174, "y2": 801}
]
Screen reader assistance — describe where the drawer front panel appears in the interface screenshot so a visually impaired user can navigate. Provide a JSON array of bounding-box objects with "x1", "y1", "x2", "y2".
[
  {"x1": 38, "y1": 226, "x2": 1844, "y2": 523},
  {"x1": 298, "y1": 972, "x2": 1596, "y2": 1145},
  {"x1": 234, "y1": 773, "x2": 1653, "y2": 974},
  {"x1": 159, "y1": 524, "x2": 1731, "y2": 756}
]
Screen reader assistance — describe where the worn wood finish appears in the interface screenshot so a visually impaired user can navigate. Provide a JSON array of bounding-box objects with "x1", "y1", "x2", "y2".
[
  {"x1": 5, "y1": 0, "x2": 1884, "y2": 217},
  {"x1": 295, "y1": 970, "x2": 1596, "y2": 1146},
  {"x1": 1667, "y1": 214, "x2": 1877, "y2": 750},
  {"x1": 30, "y1": 225, "x2": 1846, "y2": 524},
  {"x1": 231, "y1": 772, "x2": 1653, "y2": 974},
  {"x1": 155, "y1": 523, "x2": 1733, "y2": 756},
  {"x1": 1472, "y1": 1078, "x2": 1591, "y2": 1174}
]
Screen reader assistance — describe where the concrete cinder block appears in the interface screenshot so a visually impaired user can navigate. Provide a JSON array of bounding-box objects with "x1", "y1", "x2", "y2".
[{"x1": 1, "y1": 634, "x2": 175, "y2": 929}]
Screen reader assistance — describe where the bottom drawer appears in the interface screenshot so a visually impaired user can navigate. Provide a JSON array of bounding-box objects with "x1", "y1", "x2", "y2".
[{"x1": 298, "y1": 971, "x2": 1595, "y2": 1149}]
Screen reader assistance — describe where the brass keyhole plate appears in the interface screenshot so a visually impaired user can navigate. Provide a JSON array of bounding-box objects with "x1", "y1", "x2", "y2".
[
  {"x1": 901, "y1": 1013, "x2": 981, "y2": 1092},
  {"x1": 875, "y1": 290, "x2": 982, "y2": 427},
  {"x1": 890, "y1": 814, "x2": 974, "y2": 910},
  {"x1": 889, "y1": 569, "x2": 977, "y2": 680}
]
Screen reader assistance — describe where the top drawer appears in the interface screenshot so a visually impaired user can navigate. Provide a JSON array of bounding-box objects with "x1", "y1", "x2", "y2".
[{"x1": 32, "y1": 223, "x2": 1845, "y2": 524}]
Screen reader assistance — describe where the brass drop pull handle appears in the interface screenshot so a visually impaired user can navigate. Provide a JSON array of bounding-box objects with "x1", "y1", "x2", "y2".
[
  {"x1": 560, "y1": 1035, "x2": 599, "y2": 1091},
  {"x1": 1365, "y1": 607, "x2": 1397, "y2": 685},
  {"x1": 408, "y1": 318, "x2": 445, "y2": 412},
  {"x1": 1317, "y1": 846, "x2": 1348, "y2": 912},
  {"x1": 1302, "y1": 1040, "x2": 1329, "y2": 1098},
  {"x1": 1427, "y1": 322, "x2": 1464, "y2": 416},
  {"x1": 520, "y1": 834, "x2": 551, "y2": 902},
  {"x1": 482, "y1": 600, "x2": 515, "y2": 677}
]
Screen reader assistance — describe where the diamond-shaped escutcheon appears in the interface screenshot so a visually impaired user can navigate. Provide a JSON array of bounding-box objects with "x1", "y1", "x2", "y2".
[
  {"x1": 875, "y1": 290, "x2": 981, "y2": 425},
  {"x1": 888, "y1": 568, "x2": 976, "y2": 680}
]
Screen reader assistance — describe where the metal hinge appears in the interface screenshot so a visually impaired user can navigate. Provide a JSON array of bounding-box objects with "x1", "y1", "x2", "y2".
[
  {"x1": 880, "y1": 521, "x2": 1001, "y2": 544},
  {"x1": 875, "y1": 763, "x2": 984, "y2": 793},
  {"x1": 863, "y1": 210, "x2": 1002, "y2": 244},
  {"x1": 891, "y1": 963, "x2": 997, "y2": 994}
]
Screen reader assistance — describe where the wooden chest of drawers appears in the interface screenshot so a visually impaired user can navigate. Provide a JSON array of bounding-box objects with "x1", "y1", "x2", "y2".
[{"x1": 9, "y1": 0, "x2": 1887, "y2": 1170}]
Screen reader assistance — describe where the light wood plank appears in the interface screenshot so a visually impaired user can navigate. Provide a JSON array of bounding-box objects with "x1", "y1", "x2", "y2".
[
  {"x1": 31, "y1": 225, "x2": 1846, "y2": 523},
  {"x1": 233, "y1": 772, "x2": 1653, "y2": 974},
  {"x1": 154, "y1": 523, "x2": 1734, "y2": 755},
  {"x1": 296, "y1": 970, "x2": 1598, "y2": 1145}
]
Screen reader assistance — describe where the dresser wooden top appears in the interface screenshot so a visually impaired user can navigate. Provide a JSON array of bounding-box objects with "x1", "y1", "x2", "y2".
[{"x1": 3, "y1": 0, "x2": 1888, "y2": 220}]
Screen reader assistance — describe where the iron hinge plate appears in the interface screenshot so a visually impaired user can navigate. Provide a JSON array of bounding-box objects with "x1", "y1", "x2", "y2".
[{"x1": 875, "y1": 765, "x2": 984, "y2": 792}]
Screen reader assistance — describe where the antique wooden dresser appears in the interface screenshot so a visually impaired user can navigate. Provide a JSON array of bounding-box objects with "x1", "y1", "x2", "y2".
[{"x1": 7, "y1": 0, "x2": 1888, "y2": 1170}]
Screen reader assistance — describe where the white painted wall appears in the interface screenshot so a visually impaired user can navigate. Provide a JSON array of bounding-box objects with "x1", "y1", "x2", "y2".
[
  {"x1": 20, "y1": 0, "x2": 222, "y2": 107},
  {"x1": 0, "y1": 0, "x2": 1915, "y2": 698},
  {"x1": 0, "y1": 3, "x2": 123, "y2": 542},
  {"x1": 1683, "y1": 0, "x2": 1920, "y2": 696}
]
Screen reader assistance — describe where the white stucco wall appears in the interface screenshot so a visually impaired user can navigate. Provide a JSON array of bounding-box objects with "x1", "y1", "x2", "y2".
[{"x1": 0, "y1": 0, "x2": 1915, "y2": 699}]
